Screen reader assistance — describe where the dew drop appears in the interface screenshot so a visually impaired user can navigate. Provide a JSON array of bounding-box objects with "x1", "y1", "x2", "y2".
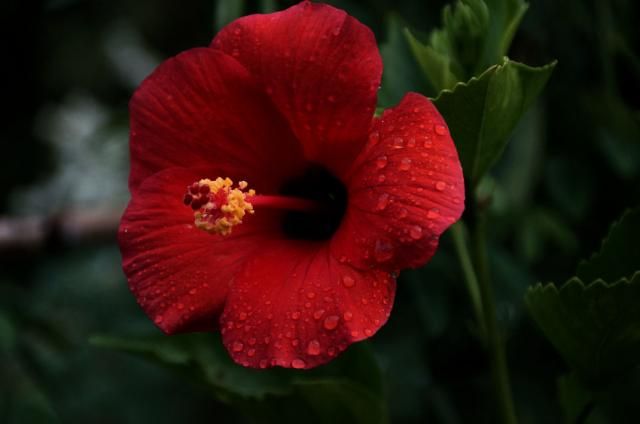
[
  {"x1": 400, "y1": 158, "x2": 412, "y2": 171},
  {"x1": 378, "y1": 174, "x2": 386, "y2": 183},
  {"x1": 409, "y1": 225, "x2": 423, "y2": 240},
  {"x1": 364, "y1": 328, "x2": 373, "y2": 336},
  {"x1": 313, "y1": 309, "x2": 325, "y2": 320},
  {"x1": 306, "y1": 291, "x2": 316, "y2": 299},
  {"x1": 342, "y1": 275, "x2": 355, "y2": 288},
  {"x1": 291, "y1": 311, "x2": 301, "y2": 320},
  {"x1": 398, "y1": 208, "x2": 408, "y2": 218},
  {"x1": 374, "y1": 239, "x2": 394, "y2": 262},
  {"x1": 376, "y1": 193, "x2": 390, "y2": 211},
  {"x1": 434, "y1": 124, "x2": 447, "y2": 135},
  {"x1": 343, "y1": 311, "x2": 353, "y2": 321},
  {"x1": 232, "y1": 341, "x2": 244, "y2": 352},
  {"x1": 435, "y1": 181, "x2": 446, "y2": 191},
  {"x1": 259, "y1": 359, "x2": 268, "y2": 368},
  {"x1": 392, "y1": 137, "x2": 404, "y2": 148},
  {"x1": 323, "y1": 315, "x2": 340, "y2": 330},
  {"x1": 154, "y1": 315, "x2": 163, "y2": 324},
  {"x1": 248, "y1": 337, "x2": 257, "y2": 345},
  {"x1": 407, "y1": 138, "x2": 416, "y2": 147},
  {"x1": 248, "y1": 348, "x2": 256, "y2": 357},
  {"x1": 427, "y1": 209, "x2": 440, "y2": 219},
  {"x1": 376, "y1": 155, "x2": 388, "y2": 169},
  {"x1": 291, "y1": 358, "x2": 306, "y2": 369},
  {"x1": 307, "y1": 340, "x2": 321, "y2": 356}
]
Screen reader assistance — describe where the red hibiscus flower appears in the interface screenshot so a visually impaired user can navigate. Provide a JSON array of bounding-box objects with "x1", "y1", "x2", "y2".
[{"x1": 118, "y1": 1, "x2": 464, "y2": 369}]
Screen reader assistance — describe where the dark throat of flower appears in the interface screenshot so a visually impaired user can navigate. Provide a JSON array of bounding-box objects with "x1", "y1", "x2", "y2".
[{"x1": 183, "y1": 165, "x2": 347, "y2": 240}]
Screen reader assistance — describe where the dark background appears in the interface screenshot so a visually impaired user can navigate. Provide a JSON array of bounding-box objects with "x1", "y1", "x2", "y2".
[{"x1": 1, "y1": 0, "x2": 639, "y2": 422}]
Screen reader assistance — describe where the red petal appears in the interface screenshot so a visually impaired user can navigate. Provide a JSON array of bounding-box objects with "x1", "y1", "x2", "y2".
[
  {"x1": 129, "y1": 47, "x2": 304, "y2": 192},
  {"x1": 219, "y1": 241, "x2": 395, "y2": 369},
  {"x1": 332, "y1": 93, "x2": 465, "y2": 271},
  {"x1": 119, "y1": 167, "x2": 277, "y2": 334},
  {"x1": 211, "y1": 1, "x2": 382, "y2": 174}
]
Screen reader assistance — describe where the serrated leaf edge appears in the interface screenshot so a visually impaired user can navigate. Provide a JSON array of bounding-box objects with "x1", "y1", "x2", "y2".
[
  {"x1": 526, "y1": 270, "x2": 640, "y2": 298},
  {"x1": 576, "y1": 207, "x2": 640, "y2": 275}
]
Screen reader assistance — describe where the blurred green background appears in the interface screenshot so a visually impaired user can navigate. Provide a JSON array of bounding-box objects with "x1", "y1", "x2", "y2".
[{"x1": 1, "y1": 0, "x2": 639, "y2": 423}]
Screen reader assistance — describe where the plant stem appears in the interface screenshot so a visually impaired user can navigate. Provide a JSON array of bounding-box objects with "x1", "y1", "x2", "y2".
[
  {"x1": 474, "y1": 211, "x2": 518, "y2": 424},
  {"x1": 450, "y1": 221, "x2": 485, "y2": 334}
]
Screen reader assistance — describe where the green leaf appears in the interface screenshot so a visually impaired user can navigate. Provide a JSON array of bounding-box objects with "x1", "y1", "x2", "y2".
[
  {"x1": 90, "y1": 333, "x2": 293, "y2": 400},
  {"x1": 576, "y1": 208, "x2": 640, "y2": 284},
  {"x1": 405, "y1": 0, "x2": 528, "y2": 93},
  {"x1": 525, "y1": 272, "x2": 640, "y2": 386},
  {"x1": 214, "y1": 0, "x2": 245, "y2": 32},
  {"x1": 432, "y1": 58, "x2": 556, "y2": 185},
  {"x1": 405, "y1": 28, "x2": 462, "y2": 96},
  {"x1": 557, "y1": 373, "x2": 595, "y2": 424},
  {"x1": 482, "y1": 0, "x2": 529, "y2": 67},
  {"x1": 91, "y1": 333, "x2": 388, "y2": 423},
  {"x1": 379, "y1": 15, "x2": 429, "y2": 108}
]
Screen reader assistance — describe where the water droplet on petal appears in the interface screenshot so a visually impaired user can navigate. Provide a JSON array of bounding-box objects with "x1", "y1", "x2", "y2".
[
  {"x1": 409, "y1": 225, "x2": 423, "y2": 240},
  {"x1": 307, "y1": 340, "x2": 321, "y2": 356},
  {"x1": 376, "y1": 193, "x2": 390, "y2": 211},
  {"x1": 398, "y1": 208, "x2": 408, "y2": 218},
  {"x1": 400, "y1": 158, "x2": 412, "y2": 171},
  {"x1": 259, "y1": 359, "x2": 268, "y2": 368},
  {"x1": 376, "y1": 155, "x2": 388, "y2": 169},
  {"x1": 343, "y1": 311, "x2": 353, "y2": 321},
  {"x1": 313, "y1": 309, "x2": 325, "y2": 320},
  {"x1": 435, "y1": 181, "x2": 446, "y2": 191},
  {"x1": 323, "y1": 315, "x2": 340, "y2": 330},
  {"x1": 427, "y1": 209, "x2": 440, "y2": 219},
  {"x1": 232, "y1": 341, "x2": 244, "y2": 352},
  {"x1": 378, "y1": 174, "x2": 386, "y2": 183},
  {"x1": 392, "y1": 137, "x2": 404, "y2": 148},
  {"x1": 342, "y1": 275, "x2": 355, "y2": 288},
  {"x1": 364, "y1": 328, "x2": 373, "y2": 336},
  {"x1": 434, "y1": 124, "x2": 447, "y2": 135},
  {"x1": 291, "y1": 311, "x2": 301, "y2": 320},
  {"x1": 291, "y1": 358, "x2": 306, "y2": 369},
  {"x1": 374, "y1": 239, "x2": 394, "y2": 262},
  {"x1": 247, "y1": 348, "x2": 256, "y2": 357},
  {"x1": 154, "y1": 315, "x2": 163, "y2": 324},
  {"x1": 306, "y1": 292, "x2": 316, "y2": 299}
]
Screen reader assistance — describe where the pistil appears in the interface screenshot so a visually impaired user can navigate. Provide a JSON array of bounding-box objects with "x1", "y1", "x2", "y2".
[{"x1": 184, "y1": 178, "x2": 321, "y2": 236}]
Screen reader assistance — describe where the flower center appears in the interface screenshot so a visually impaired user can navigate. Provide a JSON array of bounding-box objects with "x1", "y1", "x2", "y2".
[
  {"x1": 183, "y1": 178, "x2": 256, "y2": 236},
  {"x1": 279, "y1": 165, "x2": 348, "y2": 241},
  {"x1": 184, "y1": 176, "x2": 327, "y2": 236}
]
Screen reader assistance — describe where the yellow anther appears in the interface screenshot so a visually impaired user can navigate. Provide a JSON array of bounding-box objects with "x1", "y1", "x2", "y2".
[{"x1": 185, "y1": 177, "x2": 255, "y2": 236}]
